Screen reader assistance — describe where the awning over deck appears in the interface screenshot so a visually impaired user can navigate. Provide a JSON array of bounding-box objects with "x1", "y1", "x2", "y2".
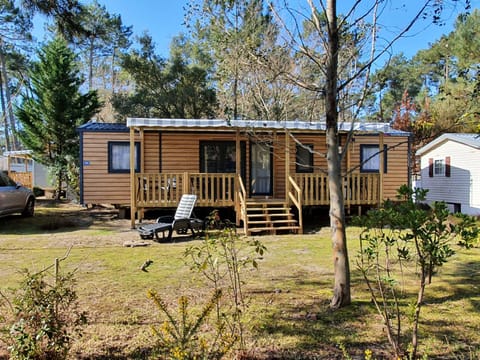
[{"x1": 127, "y1": 118, "x2": 410, "y2": 135}]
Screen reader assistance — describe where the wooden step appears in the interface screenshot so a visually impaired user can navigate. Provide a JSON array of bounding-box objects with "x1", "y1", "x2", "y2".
[
  {"x1": 248, "y1": 219, "x2": 297, "y2": 225},
  {"x1": 246, "y1": 200, "x2": 285, "y2": 205},
  {"x1": 247, "y1": 207, "x2": 290, "y2": 212},
  {"x1": 247, "y1": 213, "x2": 295, "y2": 218},
  {"x1": 248, "y1": 226, "x2": 301, "y2": 233},
  {"x1": 242, "y1": 198, "x2": 301, "y2": 235}
]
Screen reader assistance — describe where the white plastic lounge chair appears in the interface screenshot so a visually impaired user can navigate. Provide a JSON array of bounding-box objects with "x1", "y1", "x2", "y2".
[{"x1": 137, "y1": 194, "x2": 201, "y2": 241}]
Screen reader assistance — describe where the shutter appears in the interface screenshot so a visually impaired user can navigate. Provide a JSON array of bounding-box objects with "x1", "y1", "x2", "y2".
[
  {"x1": 445, "y1": 156, "x2": 451, "y2": 177},
  {"x1": 428, "y1": 158, "x2": 433, "y2": 177}
]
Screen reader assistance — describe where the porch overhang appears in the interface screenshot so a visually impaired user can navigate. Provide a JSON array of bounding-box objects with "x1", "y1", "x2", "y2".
[{"x1": 126, "y1": 118, "x2": 410, "y2": 135}]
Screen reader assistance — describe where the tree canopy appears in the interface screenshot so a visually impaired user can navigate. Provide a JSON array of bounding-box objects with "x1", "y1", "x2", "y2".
[
  {"x1": 16, "y1": 37, "x2": 100, "y2": 197},
  {"x1": 111, "y1": 34, "x2": 217, "y2": 119}
]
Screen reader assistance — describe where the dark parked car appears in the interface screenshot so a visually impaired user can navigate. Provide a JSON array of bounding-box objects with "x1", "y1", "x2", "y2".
[{"x1": 0, "y1": 171, "x2": 35, "y2": 217}]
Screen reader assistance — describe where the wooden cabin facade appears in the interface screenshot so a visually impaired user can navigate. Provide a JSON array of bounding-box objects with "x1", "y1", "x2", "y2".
[{"x1": 78, "y1": 119, "x2": 411, "y2": 235}]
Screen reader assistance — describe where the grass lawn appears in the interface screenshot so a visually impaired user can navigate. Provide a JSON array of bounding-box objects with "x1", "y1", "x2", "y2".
[{"x1": 0, "y1": 200, "x2": 479, "y2": 359}]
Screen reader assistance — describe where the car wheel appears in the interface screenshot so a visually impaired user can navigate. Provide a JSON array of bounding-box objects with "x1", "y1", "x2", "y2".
[{"x1": 22, "y1": 197, "x2": 35, "y2": 217}]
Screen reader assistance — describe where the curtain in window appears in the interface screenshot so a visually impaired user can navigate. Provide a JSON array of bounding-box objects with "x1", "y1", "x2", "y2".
[
  {"x1": 251, "y1": 143, "x2": 271, "y2": 194},
  {"x1": 111, "y1": 144, "x2": 130, "y2": 170},
  {"x1": 362, "y1": 146, "x2": 379, "y2": 171},
  {"x1": 111, "y1": 143, "x2": 138, "y2": 171}
]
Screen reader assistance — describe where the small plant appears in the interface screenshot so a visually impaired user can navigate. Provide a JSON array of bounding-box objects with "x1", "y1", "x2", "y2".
[
  {"x1": 184, "y1": 211, "x2": 266, "y2": 350},
  {"x1": 355, "y1": 185, "x2": 478, "y2": 359},
  {"x1": 0, "y1": 255, "x2": 87, "y2": 360},
  {"x1": 148, "y1": 289, "x2": 235, "y2": 359}
]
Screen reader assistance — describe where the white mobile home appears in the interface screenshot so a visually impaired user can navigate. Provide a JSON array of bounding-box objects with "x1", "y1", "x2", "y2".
[{"x1": 416, "y1": 133, "x2": 480, "y2": 215}]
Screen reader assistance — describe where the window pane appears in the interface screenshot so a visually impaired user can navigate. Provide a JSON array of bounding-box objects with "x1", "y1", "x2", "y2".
[
  {"x1": 362, "y1": 146, "x2": 379, "y2": 171},
  {"x1": 0, "y1": 172, "x2": 7, "y2": 186},
  {"x1": 201, "y1": 141, "x2": 236, "y2": 173},
  {"x1": 434, "y1": 159, "x2": 444, "y2": 176},
  {"x1": 296, "y1": 144, "x2": 313, "y2": 173},
  {"x1": 108, "y1": 142, "x2": 139, "y2": 173},
  {"x1": 112, "y1": 144, "x2": 130, "y2": 170},
  {"x1": 251, "y1": 143, "x2": 271, "y2": 194}
]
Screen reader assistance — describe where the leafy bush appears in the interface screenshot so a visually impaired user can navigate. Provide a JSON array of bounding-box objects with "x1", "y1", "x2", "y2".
[
  {"x1": 0, "y1": 266, "x2": 87, "y2": 360},
  {"x1": 184, "y1": 213, "x2": 266, "y2": 351},
  {"x1": 355, "y1": 185, "x2": 478, "y2": 359}
]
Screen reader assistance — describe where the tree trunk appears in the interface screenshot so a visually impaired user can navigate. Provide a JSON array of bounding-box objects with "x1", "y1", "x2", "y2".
[
  {"x1": 0, "y1": 45, "x2": 17, "y2": 150},
  {"x1": 111, "y1": 46, "x2": 117, "y2": 92},
  {"x1": 0, "y1": 67, "x2": 11, "y2": 151},
  {"x1": 56, "y1": 171, "x2": 63, "y2": 201},
  {"x1": 88, "y1": 37, "x2": 94, "y2": 91},
  {"x1": 411, "y1": 269, "x2": 427, "y2": 359},
  {"x1": 326, "y1": 0, "x2": 351, "y2": 309}
]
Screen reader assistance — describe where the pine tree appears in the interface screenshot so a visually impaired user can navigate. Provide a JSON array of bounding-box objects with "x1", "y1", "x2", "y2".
[{"x1": 16, "y1": 37, "x2": 101, "y2": 199}]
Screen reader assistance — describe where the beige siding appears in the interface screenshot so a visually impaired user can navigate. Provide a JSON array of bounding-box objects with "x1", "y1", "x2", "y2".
[
  {"x1": 82, "y1": 131, "x2": 149, "y2": 205},
  {"x1": 144, "y1": 132, "x2": 160, "y2": 172},
  {"x1": 160, "y1": 131, "x2": 250, "y2": 178},
  {"x1": 349, "y1": 135, "x2": 409, "y2": 200},
  {"x1": 82, "y1": 129, "x2": 410, "y2": 206}
]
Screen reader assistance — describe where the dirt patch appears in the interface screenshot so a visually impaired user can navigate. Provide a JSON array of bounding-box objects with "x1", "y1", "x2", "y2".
[{"x1": 0, "y1": 200, "x2": 141, "y2": 249}]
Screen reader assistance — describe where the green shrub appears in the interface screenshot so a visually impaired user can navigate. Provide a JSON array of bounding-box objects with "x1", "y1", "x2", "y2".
[
  {"x1": 148, "y1": 289, "x2": 235, "y2": 359},
  {"x1": 0, "y1": 266, "x2": 87, "y2": 360},
  {"x1": 355, "y1": 185, "x2": 479, "y2": 359},
  {"x1": 184, "y1": 213, "x2": 266, "y2": 350}
]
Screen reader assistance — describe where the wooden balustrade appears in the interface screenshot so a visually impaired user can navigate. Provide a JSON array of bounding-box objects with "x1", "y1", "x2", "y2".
[
  {"x1": 293, "y1": 173, "x2": 380, "y2": 206},
  {"x1": 287, "y1": 176, "x2": 303, "y2": 233},
  {"x1": 135, "y1": 172, "x2": 236, "y2": 208},
  {"x1": 136, "y1": 172, "x2": 379, "y2": 209}
]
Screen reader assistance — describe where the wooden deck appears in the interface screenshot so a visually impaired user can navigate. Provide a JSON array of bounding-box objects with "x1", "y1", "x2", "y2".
[{"x1": 133, "y1": 172, "x2": 380, "y2": 234}]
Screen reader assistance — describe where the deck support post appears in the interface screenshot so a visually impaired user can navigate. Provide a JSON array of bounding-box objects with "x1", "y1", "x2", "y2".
[
  {"x1": 235, "y1": 130, "x2": 241, "y2": 225},
  {"x1": 130, "y1": 127, "x2": 136, "y2": 229},
  {"x1": 379, "y1": 132, "x2": 384, "y2": 205},
  {"x1": 285, "y1": 131, "x2": 290, "y2": 203},
  {"x1": 139, "y1": 129, "x2": 145, "y2": 222}
]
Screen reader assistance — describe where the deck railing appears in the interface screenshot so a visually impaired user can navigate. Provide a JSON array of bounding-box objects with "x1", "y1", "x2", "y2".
[
  {"x1": 237, "y1": 174, "x2": 248, "y2": 233},
  {"x1": 135, "y1": 172, "x2": 236, "y2": 208},
  {"x1": 136, "y1": 172, "x2": 380, "y2": 209},
  {"x1": 293, "y1": 173, "x2": 380, "y2": 206},
  {"x1": 287, "y1": 176, "x2": 303, "y2": 233}
]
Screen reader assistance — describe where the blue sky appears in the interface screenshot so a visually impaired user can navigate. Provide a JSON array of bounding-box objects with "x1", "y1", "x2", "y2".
[
  {"x1": 96, "y1": 0, "x2": 479, "y2": 58},
  {"x1": 97, "y1": 0, "x2": 189, "y2": 57},
  {"x1": 34, "y1": 0, "x2": 479, "y2": 60}
]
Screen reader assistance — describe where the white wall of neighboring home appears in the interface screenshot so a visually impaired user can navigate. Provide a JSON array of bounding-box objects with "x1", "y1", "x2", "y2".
[
  {"x1": 419, "y1": 139, "x2": 480, "y2": 216},
  {"x1": 32, "y1": 162, "x2": 52, "y2": 188}
]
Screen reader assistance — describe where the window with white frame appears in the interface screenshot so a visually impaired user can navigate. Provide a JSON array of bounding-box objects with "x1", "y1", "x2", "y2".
[
  {"x1": 434, "y1": 159, "x2": 445, "y2": 176},
  {"x1": 108, "y1": 141, "x2": 140, "y2": 173}
]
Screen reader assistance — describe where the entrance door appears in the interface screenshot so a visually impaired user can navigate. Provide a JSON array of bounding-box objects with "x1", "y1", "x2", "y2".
[{"x1": 250, "y1": 143, "x2": 272, "y2": 196}]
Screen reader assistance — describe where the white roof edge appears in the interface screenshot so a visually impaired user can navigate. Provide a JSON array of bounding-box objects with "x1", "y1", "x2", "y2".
[
  {"x1": 126, "y1": 118, "x2": 410, "y2": 134},
  {"x1": 417, "y1": 133, "x2": 480, "y2": 156},
  {"x1": 3, "y1": 150, "x2": 33, "y2": 156}
]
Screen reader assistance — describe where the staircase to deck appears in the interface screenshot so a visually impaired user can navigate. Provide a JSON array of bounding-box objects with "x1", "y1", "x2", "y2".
[{"x1": 243, "y1": 199, "x2": 300, "y2": 235}]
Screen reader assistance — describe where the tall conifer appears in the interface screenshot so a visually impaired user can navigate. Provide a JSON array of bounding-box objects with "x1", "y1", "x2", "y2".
[{"x1": 16, "y1": 37, "x2": 100, "y2": 198}]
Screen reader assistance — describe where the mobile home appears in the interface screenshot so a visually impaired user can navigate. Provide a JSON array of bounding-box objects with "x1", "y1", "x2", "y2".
[
  {"x1": 416, "y1": 133, "x2": 480, "y2": 215},
  {"x1": 78, "y1": 119, "x2": 411, "y2": 234}
]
